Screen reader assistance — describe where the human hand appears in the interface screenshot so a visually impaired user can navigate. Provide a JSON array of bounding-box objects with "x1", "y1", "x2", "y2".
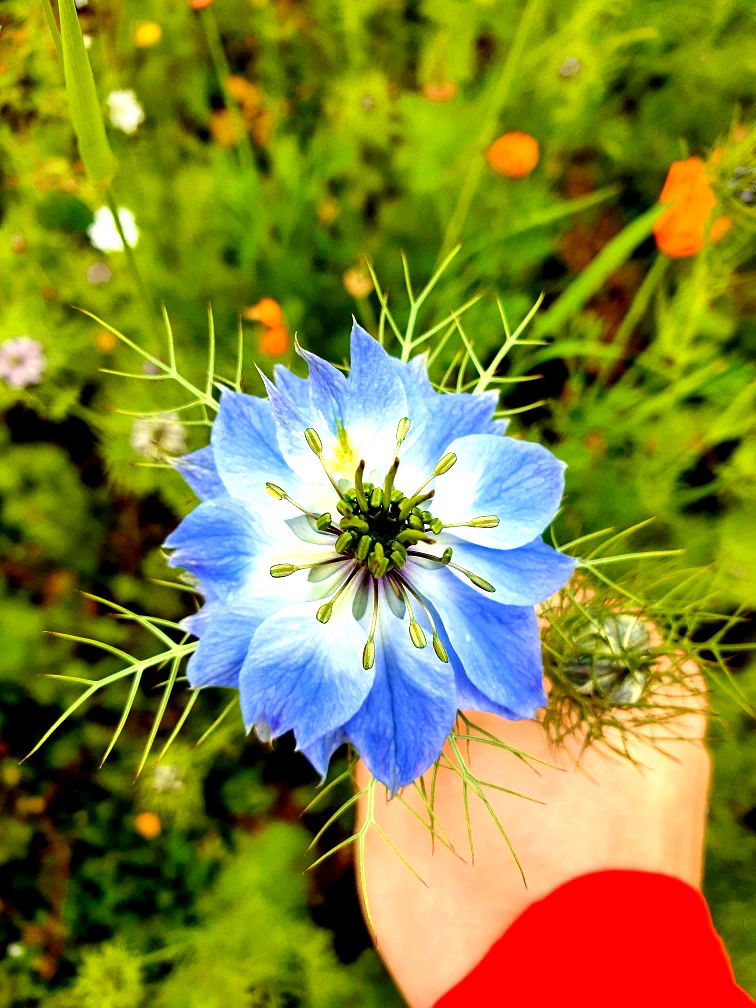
[{"x1": 355, "y1": 659, "x2": 710, "y2": 1008}]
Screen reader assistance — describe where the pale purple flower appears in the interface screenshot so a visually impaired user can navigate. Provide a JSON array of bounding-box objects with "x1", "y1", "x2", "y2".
[{"x1": 0, "y1": 337, "x2": 46, "y2": 389}]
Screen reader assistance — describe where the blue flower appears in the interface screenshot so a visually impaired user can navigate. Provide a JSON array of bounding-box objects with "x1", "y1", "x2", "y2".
[{"x1": 166, "y1": 322, "x2": 576, "y2": 793}]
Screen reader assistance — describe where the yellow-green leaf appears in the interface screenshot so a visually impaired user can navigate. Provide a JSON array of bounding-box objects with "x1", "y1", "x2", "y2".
[{"x1": 58, "y1": 0, "x2": 115, "y2": 186}]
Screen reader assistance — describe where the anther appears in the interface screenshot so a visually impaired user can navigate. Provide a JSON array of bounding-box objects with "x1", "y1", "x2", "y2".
[
  {"x1": 335, "y1": 532, "x2": 353, "y2": 553},
  {"x1": 356, "y1": 535, "x2": 372, "y2": 562},
  {"x1": 396, "y1": 574, "x2": 450, "y2": 665},
  {"x1": 304, "y1": 428, "x2": 322, "y2": 455},
  {"x1": 369, "y1": 487, "x2": 383, "y2": 509},
  {"x1": 395, "y1": 417, "x2": 411, "y2": 448},
  {"x1": 409, "y1": 621, "x2": 426, "y2": 649},
  {"x1": 315, "y1": 512, "x2": 332, "y2": 531},
  {"x1": 393, "y1": 578, "x2": 426, "y2": 649},
  {"x1": 265, "y1": 483, "x2": 285, "y2": 499},
  {"x1": 270, "y1": 563, "x2": 297, "y2": 577},
  {"x1": 363, "y1": 580, "x2": 379, "y2": 670},
  {"x1": 341, "y1": 515, "x2": 370, "y2": 533},
  {"x1": 412, "y1": 452, "x2": 457, "y2": 498},
  {"x1": 315, "y1": 569, "x2": 358, "y2": 624}
]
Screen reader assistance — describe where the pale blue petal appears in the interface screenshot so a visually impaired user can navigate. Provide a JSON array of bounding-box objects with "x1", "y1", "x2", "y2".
[
  {"x1": 211, "y1": 389, "x2": 296, "y2": 503},
  {"x1": 165, "y1": 499, "x2": 265, "y2": 600},
  {"x1": 175, "y1": 446, "x2": 226, "y2": 500},
  {"x1": 431, "y1": 433, "x2": 566, "y2": 550},
  {"x1": 240, "y1": 597, "x2": 372, "y2": 750},
  {"x1": 344, "y1": 582, "x2": 457, "y2": 794},
  {"x1": 255, "y1": 367, "x2": 326, "y2": 490},
  {"x1": 409, "y1": 564, "x2": 546, "y2": 718},
  {"x1": 273, "y1": 363, "x2": 310, "y2": 410},
  {"x1": 299, "y1": 728, "x2": 348, "y2": 780},
  {"x1": 296, "y1": 342, "x2": 349, "y2": 437},
  {"x1": 184, "y1": 604, "x2": 272, "y2": 689},
  {"x1": 440, "y1": 533, "x2": 577, "y2": 605},
  {"x1": 348, "y1": 321, "x2": 405, "y2": 418}
]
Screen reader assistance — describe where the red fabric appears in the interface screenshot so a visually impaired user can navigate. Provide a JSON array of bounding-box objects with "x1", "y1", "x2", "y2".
[{"x1": 433, "y1": 870, "x2": 754, "y2": 1008}]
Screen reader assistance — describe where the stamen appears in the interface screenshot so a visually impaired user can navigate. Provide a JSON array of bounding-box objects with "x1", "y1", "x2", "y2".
[
  {"x1": 412, "y1": 451, "x2": 457, "y2": 498},
  {"x1": 395, "y1": 574, "x2": 449, "y2": 664},
  {"x1": 363, "y1": 578, "x2": 379, "y2": 670},
  {"x1": 269, "y1": 556, "x2": 346, "y2": 578},
  {"x1": 442, "y1": 516, "x2": 500, "y2": 530},
  {"x1": 316, "y1": 568, "x2": 359, "y2": 624},
  {"x1": 265, "y1": 482, "x2": 319, "y2": 520},
  {"x1": 406, "y1": 548, "x2": 493, "y2": 590},
  {"x1": 304, "y1": 427, "x2": 347, "y2": 501},
  {"x1": 392, "y1": 577, "x2": 427, "y2": 649}
]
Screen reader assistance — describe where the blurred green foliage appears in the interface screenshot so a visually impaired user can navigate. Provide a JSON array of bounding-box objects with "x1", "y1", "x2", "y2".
[{"x1": 0, "y1": 0, "x2": 754, "y2": 1002}]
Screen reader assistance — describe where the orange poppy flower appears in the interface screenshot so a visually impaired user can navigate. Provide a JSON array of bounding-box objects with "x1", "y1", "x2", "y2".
[
  {"x1": 258, "y1": 325, "x2": 290, "y2": 357},
  {"x1": 653, "y1": 157, "x2": 731, "y2": 258},
  {"x1": 422, "y1": 80, "x2": 458, "y2": 103},
  {"x1": 243, "y1": 298, "x2": 285, "y2": 328},
  {"x1": 134, "y1": 811, "x2": 162, "y2": 839},
  {"x1": 486, "y1": 132, "x2": 539, "y2": 179}
]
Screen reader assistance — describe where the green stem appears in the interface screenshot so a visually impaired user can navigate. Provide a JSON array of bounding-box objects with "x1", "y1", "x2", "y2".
[
  {"x1": 103, "y1": 188, "x2": 154, "y2": 317},
  {"x1": 199, "y1": 7, "x2": 258, "y2": 184},
  {"x1": 599, "y1": 254, "x2": 668, "y2": 382},
  {"x1": 439, "y1": 0, "x2": 542, "y2": 258}
]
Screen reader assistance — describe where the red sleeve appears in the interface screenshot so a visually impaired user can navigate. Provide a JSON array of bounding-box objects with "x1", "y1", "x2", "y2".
[{"x1": 433, "y1": 870, "x2": 754, "y2": 1008}]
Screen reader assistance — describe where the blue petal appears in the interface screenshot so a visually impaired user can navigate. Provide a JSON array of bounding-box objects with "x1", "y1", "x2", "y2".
[
  {"x1": 184, "y1": 603, "x2": 272, "y2": 689},
  {"x1": 299, "y1": 727, "x2": 348, "y2": 780},
  {"x1": 239, "y1": 598, "x2": 372, "y2": 749},
  {"x1": 439, "y1": 534, "x2": 577, "y2": 605},
  {"x1": 431, "y1": 433, "x2": 566, "y2": 550},
  {"x1": 409, "y1": 565, "x2": 546, "y2": 719},
  {"x1": 175, "y1": 446, "x2": 226, "y2": 500},
  {"x1": 370, "y1": 352, "x2": 503, "y2": 495},
  {"x1": 255, "y1": 366, "x2": 326, "y2": 489},
  {"x1": 344, "y1": 582, "x2": 457, "y2": 793},
  {"x1": 211, "y1": 389, "x2": 296, "y2": 502},
  {"x1": 348, "y1": 321, "x2": 406, "y2": 422},
  {"x1": 295, "y1": 341, "x2": 349, "y2": 437},
  {"x1": 273, "y1": 363, "x2": 310, "y2": 410},
  {"x1": 450, "y1": 660, "x2": 524, "y2": 720},
  {"x1": 164, "y1": 498, "x2": 265, "y2": 600}
]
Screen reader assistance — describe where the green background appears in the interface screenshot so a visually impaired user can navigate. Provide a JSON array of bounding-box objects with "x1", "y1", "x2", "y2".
[{"x1": 1, "y1": 0, "x2": 754, "y2": 1003}]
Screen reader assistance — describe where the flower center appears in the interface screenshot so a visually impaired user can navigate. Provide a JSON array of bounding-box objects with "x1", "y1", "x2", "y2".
[{"x1": 266, "y1": 418, "x2": 501, "y2": 670}]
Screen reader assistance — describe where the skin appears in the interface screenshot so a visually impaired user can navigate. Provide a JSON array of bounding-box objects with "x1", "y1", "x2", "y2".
[{"x1": 355, "y1": 657, "x2": 710, "y2": 1008}]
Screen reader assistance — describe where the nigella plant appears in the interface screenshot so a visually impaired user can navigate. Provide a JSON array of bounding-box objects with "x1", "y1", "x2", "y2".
[
  {"x1": 28, "y1": 254, "x2": 740, "y2": 912},
  {"x1": 165, "y1": 322, "x2": 576, "y2": 792}
]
